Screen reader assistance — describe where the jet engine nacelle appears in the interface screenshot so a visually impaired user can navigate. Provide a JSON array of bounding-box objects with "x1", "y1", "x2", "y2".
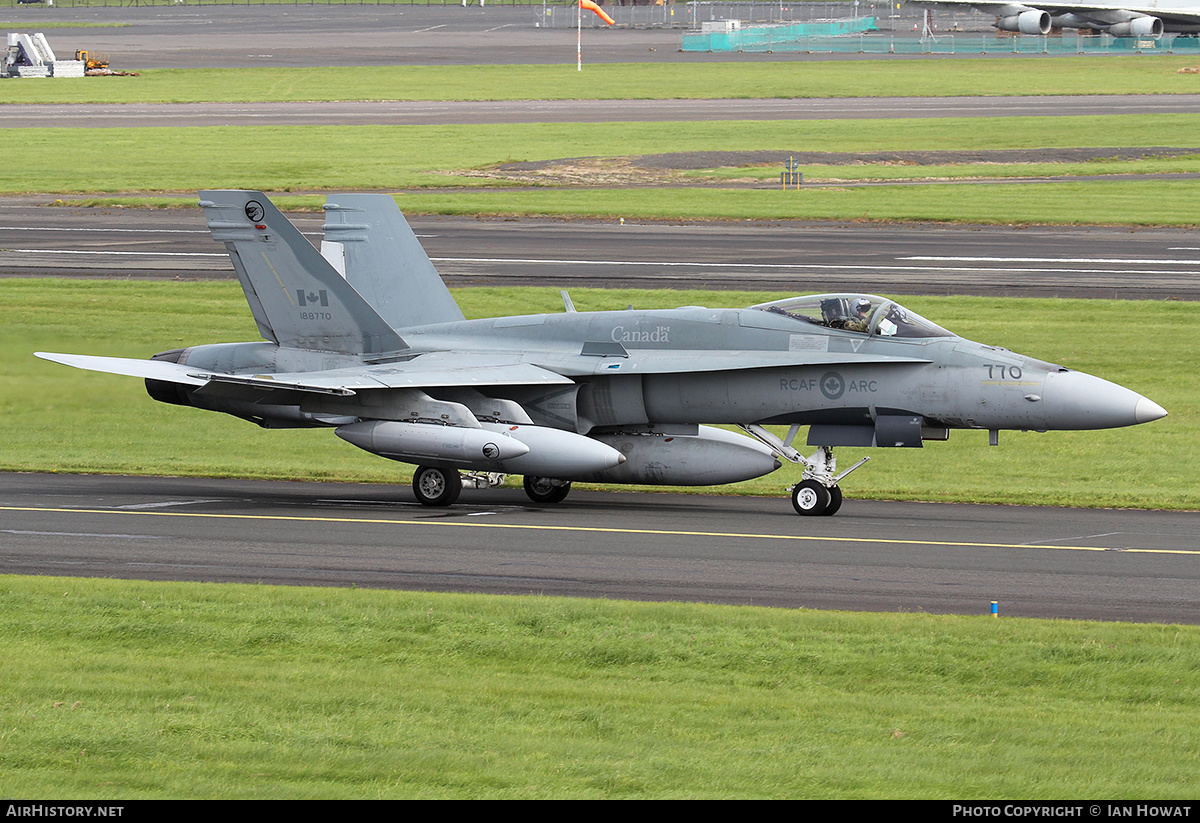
[
  {"x1": 581, "y1": 426, "x2": 782, "y2": 486},
  {"x1": 1107, "y1": 15, "x2": 1163, "y2": 36},
  {"x1": 997, "y1": 10, "x2": 1051, "y2": 33}
]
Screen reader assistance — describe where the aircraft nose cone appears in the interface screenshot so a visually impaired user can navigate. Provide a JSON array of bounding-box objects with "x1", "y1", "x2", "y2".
[
  {"x1": 1135, "y1": 397, "x2": 1168, "y2": 425},
  {"x1": 1043, "y1": 370, "x2": 1166, "y2": 430}
]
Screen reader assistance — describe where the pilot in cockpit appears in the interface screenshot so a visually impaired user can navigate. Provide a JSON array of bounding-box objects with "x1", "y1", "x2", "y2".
[{"x1": 843, "y1": 298, "x2": 873, "y2": 332}]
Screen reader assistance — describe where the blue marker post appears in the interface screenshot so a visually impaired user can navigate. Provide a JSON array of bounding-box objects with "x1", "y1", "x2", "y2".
[{"x1": 991, "y1": 601, "x2": 999, "y2": 618}]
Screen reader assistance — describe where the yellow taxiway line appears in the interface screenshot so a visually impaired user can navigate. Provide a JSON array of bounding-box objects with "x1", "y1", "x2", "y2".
[{"x1": 2, "y1": 505, "x2": 1195, "y2": 556}]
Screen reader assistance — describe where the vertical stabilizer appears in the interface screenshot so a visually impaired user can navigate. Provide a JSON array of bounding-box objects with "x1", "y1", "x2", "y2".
[
  {"x1": 199, "y1": 191, "x2": 406, "y2": 356},
  {"x1": 322, "y1": 194, "x2": 465, "y2": 330}
]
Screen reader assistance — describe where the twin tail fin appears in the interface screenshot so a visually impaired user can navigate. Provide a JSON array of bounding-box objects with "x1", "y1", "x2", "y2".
[{"x1": 199, "y1": 190, "x2": 407, "y2": 357}]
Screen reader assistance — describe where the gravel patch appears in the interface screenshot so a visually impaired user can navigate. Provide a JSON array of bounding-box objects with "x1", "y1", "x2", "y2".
[{"x1": 501, "y1": 147, "x2": 1200, "y2": 172}]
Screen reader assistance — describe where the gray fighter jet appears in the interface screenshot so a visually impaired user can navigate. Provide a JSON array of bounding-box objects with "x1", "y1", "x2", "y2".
[{"x1": 37, "y1": 191, "x2": 1167, "y2": 516}]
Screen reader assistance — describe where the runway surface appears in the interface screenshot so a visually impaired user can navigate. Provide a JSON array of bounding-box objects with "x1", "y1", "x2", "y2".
[
  {"x1": 10, "y1": 95, "x2": 1200, "y2": 128},
  {"x1": 3, "y1": 473, "x2": 1198, "y2": 623},
  {"x1": 4, "y1": 202, "x2": 1199, "y2": 299}
]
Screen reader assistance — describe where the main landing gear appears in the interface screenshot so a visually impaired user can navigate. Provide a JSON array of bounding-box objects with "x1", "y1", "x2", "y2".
[
  {"x1": 412, "y1": 465, "x2": 463, "y2": 507},
  {"x1": 523, "y1": 475, "x2": 572, "y2": 504},
  {"x1": 738, "y1": 425, "x2": 870, "y2": 517},
  {"x1": 412, "y1": 467, "x2": 573, "y2": 507}
]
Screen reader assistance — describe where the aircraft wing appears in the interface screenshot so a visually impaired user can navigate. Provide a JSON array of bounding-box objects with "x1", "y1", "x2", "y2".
[
  {"x1": 37, "y1": 346, "x2": 923, "y2": 403},
  {"x1": 36, "y1": 351, "x2": 575, "y2": 397},
  {"x1": 262, "y1": 350, "x2": 928, "y2": 388},
  {"x1": 266, "y1": 355, "x2": 576, "y2": 390}
]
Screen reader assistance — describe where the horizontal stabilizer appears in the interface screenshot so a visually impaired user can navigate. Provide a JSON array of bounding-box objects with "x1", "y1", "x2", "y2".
[
  {"x1": 36, "y1": 352, "x2": 358, "y2": 396},
  {"x1": 35, "y1": 352, "x2": 210, "y2": 386}
]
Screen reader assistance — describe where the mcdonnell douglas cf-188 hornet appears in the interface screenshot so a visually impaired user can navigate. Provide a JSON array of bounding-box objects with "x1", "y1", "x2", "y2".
[{"x1": 37, "y1": 191, "x2": 1167, "y2": 516}]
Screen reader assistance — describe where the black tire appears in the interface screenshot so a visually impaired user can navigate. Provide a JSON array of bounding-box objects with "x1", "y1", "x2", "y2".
[
  {"x1": 412, "y1": 465, "x2": 462, "y2": 507},
  {"x1": 524, "y1": 476, "x2": 571, "y2": 504},
  {"x1": 822, "y1": 485, "x2": 843, "y2": 516},
  {"x1": 791, "y1": 479, "x2": 831, "y2": 516}
]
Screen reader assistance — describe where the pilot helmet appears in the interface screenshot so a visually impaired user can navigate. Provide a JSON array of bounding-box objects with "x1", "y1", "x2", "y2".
[{"x1": 853, "y1": 298, "x2": 872, "y2": 315}]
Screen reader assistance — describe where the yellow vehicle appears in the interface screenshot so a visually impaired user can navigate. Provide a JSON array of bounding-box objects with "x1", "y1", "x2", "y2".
[{"x1": 74, "y1": 49, "x2": 109, "y2": 71}]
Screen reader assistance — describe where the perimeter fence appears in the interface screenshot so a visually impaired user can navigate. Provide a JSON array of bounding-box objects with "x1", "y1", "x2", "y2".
[
  {"x1": 0, "y1": 0, "x2": 989, "y2": 34},
  {"x1": 6, "y1": 0, "x2": 1200, "y2": 55},
  {"x1": 1, "y1": 0, "x2": 890, "y2": 15},
  {"x1": 541, "y1": 2, "x2": 880, "y2": 28},
  {"x1": 682, "y1": 25, "x2": 1200, "y2": 52},
  {"x1": 0, "y1": 0, "x2": 935, "y2": 30}
]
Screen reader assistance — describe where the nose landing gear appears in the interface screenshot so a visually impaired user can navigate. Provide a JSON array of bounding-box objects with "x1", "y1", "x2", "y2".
[
  {"x1": 738, "y1": 425, "x2": 869, "y2": 517},
  {"x1": 789, "y1": 445, "x2": 868, "y2": 516},
  {"x1": 792, "y1": 479, "x2": 844, "y2": 516}
]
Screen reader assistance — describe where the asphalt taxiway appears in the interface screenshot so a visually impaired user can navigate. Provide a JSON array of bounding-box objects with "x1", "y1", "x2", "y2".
[
  {"x1": 3, "y1": 473, "x2": 1198, "y2": 623},
  {"x1": 8, "y1": 95, "x2": 1200, "y2": 129},
  {"x1": 4, "y1": 203, "x2": 1199, "y2": 299}
]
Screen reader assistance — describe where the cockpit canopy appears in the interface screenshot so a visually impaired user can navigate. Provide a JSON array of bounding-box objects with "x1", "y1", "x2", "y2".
[{"x1": 750, "y1": 293, "x2": 954, "y2": 339}]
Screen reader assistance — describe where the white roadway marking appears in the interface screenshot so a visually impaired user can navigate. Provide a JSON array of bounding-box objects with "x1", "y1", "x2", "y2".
[
  {"x1": 7, "y1": 247, "x2": 1200, "y2": 276},
  {"x1": 428, "y1": 256, "x2": 1200, "y2": 277},
  {"x1": 903, "y1": 255, "x2": 1200, "y2": 265},
  {"x1": 0, "y1": 226, "x2": 207, "y2": 233},
  {"x1": 1023, "y1": 532, "x2": 1126, "y2": 546},
  {"x1": 6, "y1": 249, "x2": 225, "y2": 257},
  {"x1": 1, "y1": 528, "x2": 165, "y2": 539}
]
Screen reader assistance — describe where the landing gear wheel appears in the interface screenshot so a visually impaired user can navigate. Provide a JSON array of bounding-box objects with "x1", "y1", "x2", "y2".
[
  {"x1": 822, "y1": 485, "x2": 843, "y2": 517},
  {"x1": 524, "y1": 476, "x2": 571, "y2": 504},
  {"x1": 791, "y1": 479, "x2": 831, "y2": 516},
  {"x1": 413, "y1": 465, "x2": 462, "y2": 507}
]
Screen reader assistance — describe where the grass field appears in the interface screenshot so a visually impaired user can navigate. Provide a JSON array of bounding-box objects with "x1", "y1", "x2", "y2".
[
  {"x1": 7, "y1": 115, "x2": 1200, "y2": 224},
  {"x1": 21, "y1": 116, "x2": 1200, "y2": 192},
  {"x1": 4, "y1": 58, "x2": 1200, "y2": 104},
  {"x1": 3, "y1": 58, "x2": 1200, "y2": 224},
  {"x1": 3, "y1": 574, "x2": 1199, "y2": 799},
  {"x1": 690, "y1": 155, "x2": 1200, "y2": 182},
  {"x1": 55, "y1": 180, "x2": 1200, "y2": 225},
  {"x1": 3, "y1": 280, "x2": 1189, "y2": 509}
]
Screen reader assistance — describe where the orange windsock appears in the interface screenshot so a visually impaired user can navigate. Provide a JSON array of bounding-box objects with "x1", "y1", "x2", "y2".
[{"x1": 580, "y1": 0, "x2": 616, "y2": 25}]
